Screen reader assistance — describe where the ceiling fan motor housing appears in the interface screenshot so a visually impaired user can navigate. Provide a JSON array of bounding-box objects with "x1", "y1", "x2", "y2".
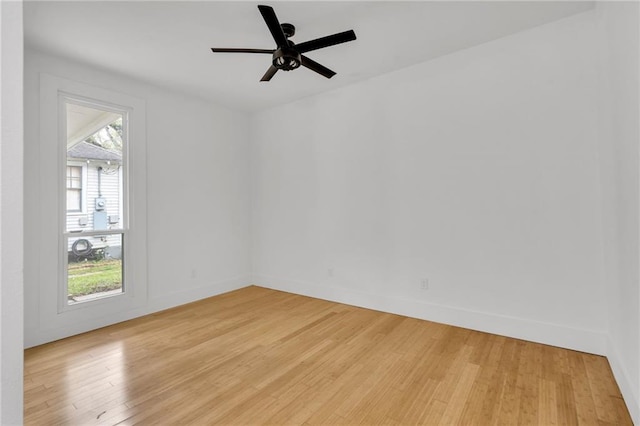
[{"x1": 273, "y1": 47, "x2": 301, "y2": 71}]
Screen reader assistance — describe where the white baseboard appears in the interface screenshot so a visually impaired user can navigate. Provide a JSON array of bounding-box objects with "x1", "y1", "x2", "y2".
[
  {"x1": 607, "y1": 337, "x2": 640, "y2": 425},
  {"x1": 252, "y1": 274, "x2": 607, "y2": 356},
  {"x1": 147, "y1": 274, "x2": 251, "y2": 313},
  {"x1": 25, "y1": 274, "x2": 252, "y2": 348}
]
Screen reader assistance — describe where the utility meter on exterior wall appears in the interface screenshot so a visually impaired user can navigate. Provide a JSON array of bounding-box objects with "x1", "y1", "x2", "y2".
[{"x1": 95, "y1": 197, "x2": 106, "y2": 211}]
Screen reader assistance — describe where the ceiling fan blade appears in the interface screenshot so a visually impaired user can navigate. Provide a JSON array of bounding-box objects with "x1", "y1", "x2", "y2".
[
  {"x1": 295, "y1": 30, "x2": 356, "y2": 54},
  {"x1": 260, "y1": 65, "x2": 279, "y2": 82},
  {"x1": 211, "y1": 48, "x2": 274, "y2": 54},
  {"x1": 258, "y1": 5, "x2": 288, "y2": 48},
  {"x1": 301, "y1": 55, "x2": 336, "y2": 79}
]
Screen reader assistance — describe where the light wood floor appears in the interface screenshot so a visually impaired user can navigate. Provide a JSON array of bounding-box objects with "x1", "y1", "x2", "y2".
[{"x1": 25, "y1": 286, "x2": 632, "y2": 425}]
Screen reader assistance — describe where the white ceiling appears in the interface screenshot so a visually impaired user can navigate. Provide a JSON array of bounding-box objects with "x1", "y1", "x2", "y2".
[{"x1": 24, "y1": 1, "x2": 594, "y2": 112}]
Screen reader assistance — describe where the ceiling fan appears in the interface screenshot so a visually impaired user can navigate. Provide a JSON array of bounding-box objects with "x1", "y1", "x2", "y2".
[{"x1": 211, "y1": 5, "x2": 356, "y2": 82}]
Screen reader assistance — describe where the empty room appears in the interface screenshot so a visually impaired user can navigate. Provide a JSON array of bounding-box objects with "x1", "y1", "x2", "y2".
[{"x1": 0, "y1": 0, "x2": 639, "y2": 424}]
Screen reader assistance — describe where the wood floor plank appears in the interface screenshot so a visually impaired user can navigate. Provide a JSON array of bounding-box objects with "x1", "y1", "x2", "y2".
[
  {"x1": 538, "y1": 378, "x2": 559, "y2": 425},
  {"x1": 568, "y1": 349, "x2": 600, "y2": 424},
  {"x1": 24, "y1": 286, "x2": 633, "y2": 425},
  {"x1": 438, "y1": 362, "x2": 480, "y2": 424},
  {"x1": 556, "y1": 373, "x2": 580, "y2": 426},
  {"x1": 583, "y1": 355, "x2": 626, "y2": 424}
]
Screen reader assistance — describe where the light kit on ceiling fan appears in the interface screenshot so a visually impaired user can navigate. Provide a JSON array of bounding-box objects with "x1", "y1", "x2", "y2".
[
  {"x1": 273, "y1": 48, "x2": 301, "y2": 71},
  {"x1": 211, "y1": 5, "x2": 357, "y2": 81}
]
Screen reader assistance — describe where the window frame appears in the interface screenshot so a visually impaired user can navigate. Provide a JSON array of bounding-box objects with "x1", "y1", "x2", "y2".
[
  {"x1": 60, "y1": 96, "x2": 130, "y2": 311},
  {"x1": 38, "y1": 73, "x2": 147, "y2": 334}
]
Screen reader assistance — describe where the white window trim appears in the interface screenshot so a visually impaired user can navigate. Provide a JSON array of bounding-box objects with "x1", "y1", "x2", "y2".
[
  {"x1": 38, "y1": 73, "x2": 147, "y2": 334},
  {"x1": 59, "y1": 95, "x2": 130, "y2": 312}
]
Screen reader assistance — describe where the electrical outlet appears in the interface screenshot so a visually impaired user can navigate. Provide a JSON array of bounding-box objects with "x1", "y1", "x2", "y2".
[
  {"x1": 327, "y1": 268, "x2": 334, "y2": 278},
  {"x1": 420, "y1": 278, "x2": 429, "y2": 290},
  {"x1": 191, "y1": 269, "x2": 197, "y2": 279}
]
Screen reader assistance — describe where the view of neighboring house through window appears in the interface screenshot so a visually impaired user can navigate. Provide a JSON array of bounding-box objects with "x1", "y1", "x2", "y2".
[
  {"x1": 66, "y1": 165, "x2": 82, "y2": 211},
  {"x1": 64, "y1": 100, "x2": 126, "y2": 305}
]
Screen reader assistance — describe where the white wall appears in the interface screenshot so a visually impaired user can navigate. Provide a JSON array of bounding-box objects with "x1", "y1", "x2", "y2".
[
  {"x1": 0, "y1": 0, "x2": 24, "y2": 423},
  {"x1": 597, "y1": 2, "x2": 640, "y2": 423},
  {"x1": 24, "y1": 50, "x2": 252, "y2": 347},
  {"x1": 251, "y1": 11, "x2": 608, "y2": 355}
]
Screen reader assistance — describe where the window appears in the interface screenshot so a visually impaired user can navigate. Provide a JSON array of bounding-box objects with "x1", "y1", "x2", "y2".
[
  {"x1": 38, "y1": 73, "x2": 147, "y2": 339},
  {"x1": 64, "y1": 100, "x2": 125, "y2": 305},
  {"x1": 66, "y1": 165, "x2": 82, "y2": 211}
]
